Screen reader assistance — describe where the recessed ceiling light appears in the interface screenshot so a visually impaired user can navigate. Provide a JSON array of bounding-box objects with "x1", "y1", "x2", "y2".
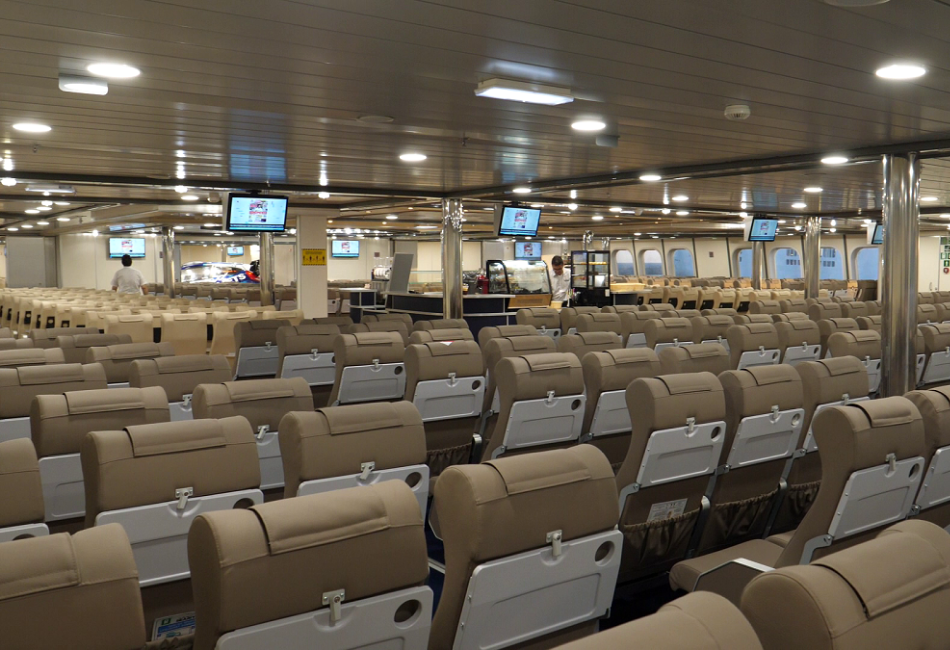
[
  {"x1": 36, "y1": 221, "x2": 48, "y2": 226},
  {"x1": 174, "y1": 185, "x2": 188, "y2": 193},
  {"x1": 571, "y1": 120, "x2": 606, "y2": 132},
  {"x1": 634, "y1": 232, "x2": 642, "y2": 236},
  {"x1": 386, "y1": 215, "x2": 398, "y2": 220},
  {"x1": 876, "y1": 63, "x2": 926, "y2": 80},
  {"x1": 56, "y1": 217, "x2": 70, "y2": 222},
  {"x1": 25, "y1": 184, "x2": 74, "y2": 194},
  {"x1": 592, "y1": 215, "x2": 604, "y2": 221},
  {"x1": 35, "y1": 206, "x2": 51, "y2": 211},
  {"x1": 609, "y1": 207, "x2": 623, "y2": 213},
  {"x1": 672, "y1": 195, "x2": 689, "y2": 202},
  {"x1": 54, "y1": 201, "x2": 70, "y2": 206},
  {"x1": 2, "y1": 159, "x2": 12, "y2": 172},
  {"x1": 512, "y1": 187, "x2": 532, "y2": 194},
  {"x1": 821, "y1": 156, "x2": 849, "y2": 165},
  {"x1": 20, "y1": 224, "x2": 32, "y2": 229},
  {"x1": 399, "y1": 153, "x2": 427, "y2": 162},
  {"x1": 24, "y1": 209, "x2": 39, "y2": 214},
  {"x1": 570, "y1": 190, "x2": 577, "y2": 199},
  {"x1": 474, "y1": 78, "x2": 573, "y2": 105},
  {"x1": 567, "y1": 203, "x2": 578, "y2": 211},
  {"x1": 804, "y1": 187, "x2": 823, "y2": 193},
  {"x1": 87, "y1": 62, "x2": 140, "y2": 79},
  {"x1": 318, "y1": 192, "x2": 330, "y2": 199},
  {"x1": 7, "y1": 227, "x2": 18, "y2": 232},
  {"x1": 173, "y1": 225, "x2": 185, "y2": 230},
  {"x1": 58, "y1": 74, "x2": 108, "y2": 95},
  {"x1": 777, "y1": 220, "x2": 787, "y2": 224},
  {"x1": 922, "y1": 196, "x2": 939, "y2": 202},
  {"x1": 639, "y1": 174, "x2": 662, "y2": 182},
  {"x1": 1, "y1": 178, "x2": 15, "y2": 187},
  {"x1": 830, "y1": 227, "x2": 837, "y2": 233},
  {"x1": 794, "y1": 225, "x2": 802, "y2": 230},
  {"x1": 792, "y1": 202, "x2": 807, "y2": 209},
  {"x1": 13, "y1": 123, "x2": 51, "y2": 133},
  {"x1": 661, "y1": 209, "x2": 671, "y2": 215},
  {"x1": 415, "y1": 225, "x2": 438, "y2": 230},
  {"x1": 41, "y1": 201, "x2": 52, "y2": 206},
  {"x1": 203, "y1": 222, "x2": 216, "y2": 227},
  {"x1": 181, "y1": 194, "x2": 199, "y2": 201},
  {"x1": 357, "y1": 114, "x2": 394, "y2": 123},
  {"x1": 676, "y1": 210, "x2": 689, "y2": 216}
]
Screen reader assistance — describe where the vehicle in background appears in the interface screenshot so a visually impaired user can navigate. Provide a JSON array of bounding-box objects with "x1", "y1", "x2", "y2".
[{"x1": 180, "y1": 261, "x2": 260, "y2": 284}]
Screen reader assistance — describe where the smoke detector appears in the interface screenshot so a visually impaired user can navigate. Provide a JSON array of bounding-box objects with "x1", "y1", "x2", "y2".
[
  {"x1": 822, "y1": 0, "x2": 889, "y2": 5},
  {"x1": 724, "y1": 104, "x2": 751, "y2": 121}
]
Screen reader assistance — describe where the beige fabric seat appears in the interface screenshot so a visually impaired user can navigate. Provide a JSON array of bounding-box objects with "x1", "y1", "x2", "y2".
[
  {"x1": 515, "y1": 307, "x2": 562, "y2": 338},
  {"x1": 919, "y1": 302, "x2": 940, "y2": 325},
  {"x1": 404, "y1": 340, "x2": 482, "y2": 481},
  {"x1": 671, "y1": 286, "x2": 701, "y2": 310},
  {"x1": 620, "y1": 310, "x2": 661, "y2": 348},
  {"x1": 691, "y1": 314, "x2": 733, "y2": 353},
  {"x1": 905, "y1": 387, "x2": 950, "y2": 529},
  {"x1": 364, "y1": 319, "x2": 411, "y2": 346},
  {"x1": 642, "y1": 302, "x2": 676, "y2": 314},
  {"x1": 771, "y1": 311, "x2": 809, "y2": 323},
  {"x1": 103, "y1": 313, "x2": 154, "y2": 344},
  {"x1": 476, "y1": 323, "x2": 538, "y2": 351},
  {"x1": 701, "y1": 307, "x2": 737, "y2": 318},
  {"x1": 57, "y1": 333, "x2": 133, "y2": 364},
  {"x1": 81, "y1": 416, "x2": 262, "y2": 586},
  {"x1": 480, "y1": 334, "x2": 556, "y2": 437},
  {"x1": 0, "y1": 525, "x2": 147, "y2": 650},
  {"x1": 279, "y1": 402, "x2": 428, "y2": 518},
  {"x1": 749, "y1": 300, "x2": 781, "y2": 316},
  {"x1": 233, "y1": 319, "x2": 290, "y2": 379},
  {"x1": 161, "y1": 311, "x2": 208, "y2": 355},
  {"x1": 840, "y1": 301, "x2": 870, "y2": 319},
  {"x1": 408, "y1": 327, "x2": 474, "y2": 345},
  {"x1": 262, "y1": 308, "x2": 303, "y2": 326},
  {"x1": 742, "y1": 521, "x2": 950, "y2": 650},
  {"x1": 412, "y1": 317, "x2": 468, "y2": 332},
  {"x1": 600, "y1": 304, "x2": 640, "y2": 315},
  {"x1": 328, "y1": 331, "x2": 406, "y2": 406},
  {"x1": 920, "y1": 323, "x2": 950, "y2": 385},
  {"x1": 664, "y1": 308, "x2": 702, "y2": 320},
  {"x1": 615, "y1": 372, "x2": 727, "y2": 582},
  {"x1": 276, "y1": 323, "x2": 341, "y2": 406},
  {"x1": 0, "y1": 438, "x2": 48, "y2": 542},
  {"x1": 188, "y1": 481, "x2": 430, "y2": 650},
  {"x1": 659, "y1": 343, "x2": 730, "y2": 375},
  {"x1": 575, "y1": 312, "x2": 623, "y2": 337},
  {"x1": 32, "y1": 386, "x2": 170, "y2": 522},
  {"x1": 129, "y1": 354, "x2": 231, "y2": 420},
  {"x1": 362, "y1": 312, "x2": 414, "y2": 331},
  {"x1": 430, "y1": 446, "x2": 621, "y2": 650},
  {"x1": 210, "y1": 310, "x2": 256, "y2": 363},
  {"x1": 86, "y1": 341, "x2": 174, "y2": 385},
  {"x1": 644, "y1": 317, "x2": 693, "y2": 352},
  {"x1": 29, "y1": 326, "x2": 87, "y2": 349},
  {"x1": 672, "y1": 396, "x2": 925, "y2": 602},
  {"x1": 554, "y1": 592, "x2": 763, "y2": 650},
  {"x1": 0, "y1": 337, "x2": 32, "y2": 351},
  {"x1": 726, "y1": 323, "x2": 780, "y2": 370},
  {"x1": 828, "y1": 329, "x2": 883, "y2": 393},
  {"x1": 556, "y1": 331, "x2": 622, "y2": 360},
  {"x1": 808, "y1": 302, "x2": 842, "y2": 322},
  {"x1": 193, "y1": 377, "x2": 313, "y2": 490},
  {"x1": 580, "y1": 348, "x2": 661, "y2": 469},
  {"x1": 560, "y1": 306, "x2": 600, "y2": 335},
  {"x1": 733, "y1": 313, "x2": 774, "y2": 325},
  {"x1": 817, "y1": 317, "x2": 859, "y2": 357},
  {"x1": 775, "y1": 319, "x2": 822, "y2": 366}
]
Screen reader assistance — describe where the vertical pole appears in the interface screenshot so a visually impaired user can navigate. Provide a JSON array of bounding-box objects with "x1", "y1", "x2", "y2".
[
  {"x1": 804, "y1": 216, "x2": 821, "y2": 300},
  {"x1": 296, "y1": 211, "x2": 331, "y2": 319},
  {"x1": 162, "y1": 226, "x2": 176, "y2": 298},
  {"x1": 259, "y1": 232, "x2": 275, "y2": 307},
  {"x1": 751, "y1": 241, "x2": 764, "y2": 289},
  {"x1": 881, "y1": 153, "x2": 920, "y2": 397},
  {"x1": 441, "y1": 198, "x2": 464, "y2": 319}
]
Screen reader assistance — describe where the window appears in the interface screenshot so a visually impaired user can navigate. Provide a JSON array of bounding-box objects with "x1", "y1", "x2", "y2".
[
  {"x1": 641, "y1": 249, "x2": 663, "y2": 276},
  {"x1": 853, "y1": 247, "x2": 880, "y2": 280},
  {"x1": 819, "y1": 247, "x2": 844, "y2": 280},
  {"x1": 670, "y1": 249, "x2": 695, "y2": 277},
  {"x1": 614, "y1": 249, "x2": 635, "y2": 276},
  {"x1": 772, "y1": 248, "x2": 803, "y2": 280},
  {"x1": 735, "y1": 248, "x2": 752, "y2": 278}
]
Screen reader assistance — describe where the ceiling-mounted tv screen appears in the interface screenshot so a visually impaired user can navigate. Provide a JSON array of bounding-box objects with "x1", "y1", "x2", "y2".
[
  {"x1": 745, "y1": 216, "x2": 778, "y2": 242},
  {"x1": 227, "y1": 246, "x2": 245, "y2": 257},
  {"x1": 108, "y1": 237, "x2": 146, "y2": 259},
  {"x1": 226, "y1": 194, "x2": 288, "y2": 232},
  {"x1": 331, "y1": 240, "x2": 360, "y2": 258},
  {"x1": 871, "y1": 224, "x2": 884, "y2": 245},
  {"x1": 515, "y1": 241, "x2": 541, "y2": 260},
  {"x1": 498, "y1": 205, "x2": 541, "y2": 237}
]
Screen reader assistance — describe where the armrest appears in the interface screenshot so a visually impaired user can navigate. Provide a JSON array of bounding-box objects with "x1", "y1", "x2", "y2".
[{"x1": 692, "y1": 558, "x2": 774, "y2": 606}]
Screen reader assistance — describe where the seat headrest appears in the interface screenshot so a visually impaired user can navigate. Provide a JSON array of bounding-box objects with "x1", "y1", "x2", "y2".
[
  {"x1": 478, "y1": 325, "x2": 538, "y2": 348},
  {"x1": 574, "y1": 331, "x2": 621, "y2": 346},
  {"x1": 153, "y1": 354, "x2": 224, "y2": 374},
  {"x1": 0, "y1": 348, "x2": 62, "y2": 367},
  {"x1": 495, "y1": 353, "x2": 583, "y2": 402},
  {"x1": 334, "y1": 331, "x2": 404, "y2": 365},
  {"x1": 576, "y1": 313, "x2": 622, "y2": 333},
  {"x1": 627, "y1": 372, "x2": 725, "y2": 431},
  {"x1": 408, "y1": 328, "x2": 474, "y2": 344},
  {"x1": 91, "y1": 342, "x2": 169, "y2": 362},
  {"x1": 413, "y1": 318, "x2": 468, "y2": 331},
  {"x1": 644, "y1": 317, "x2": 692, "y2": 345},
  {"x1": 405, "y1": 340, "x2": 483, "y2": 383},
  {"x1": 658, "y1": 343, "x2": 730, "y2": 376}
]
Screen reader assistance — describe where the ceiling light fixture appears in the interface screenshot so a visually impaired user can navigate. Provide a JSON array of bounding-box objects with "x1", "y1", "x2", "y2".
[
  {"x1": 830, "y1": 219, "x2": 837, "y2": 226},
  {"x1": 830, "y1": 227, "x2": 837, "y2": 233},
  {"x1": 2, "y1": 159, "x2": 12, "y2": 172},
  {"x1": 386, "y1": 215, "x2": 398, "y2": 220},
  {"x1": 1, "y1": 178, "x2": 15, "y2": 187},
  {"x1": 570, "y1": 190, "x2": 577, "y2": 199},
  {"x1": 36, "y1": 221, "x2": 48, "y2": 226},
  {"x1": 399, "y1": 153, "x2": 427, "y2": 162},
  {"x1": 792, "y1": 202, "x2": 807, "y2": 209},
  {"x1": 609, "y1": 207, "x2": 623, "y2": 213},
  {"x1": 634, "y1": 232, "x2": 642, "y2": 236},
  {"x1": 173, "y1": 226, "x2": 184, "y2": 230},
  {"x1": 58, "y1": 74, "x2": 108, "y2": 95},
  {"x1": 181, "y1": 194, "x2": 199, "y2": 201},
  {"x1": 41, "y1": 201, "x2": 52, "y2": 206},
  {"x1": 676, "y1": 210, "x2": 689, "y2": 216},
  {"x1": 24, "y1": 209, "x2": 39, "y2": 214},
  {"x1": 35, "y1": 206, "x2": 51, "y2": 211},
  {"x1": 7, "y1": 228, "x2": 17, "y2": 232},
  {"x1": 25, "y1": 184, "x2": 74, "y2": 194},
  {"x1": 87, "y1": 62, "x2": 141, "y2": 79},
  {"x1": 54, "y1": 201, "x2": 70, "y2": 206},
  {"x1": 318, "y1": 192, "x2": 330, "y2": 199},
  {"x1": 474, "y1": 78, "x2": 573, "y2": 105},
  {"x1": 592, "y1": 215, "x2": 604, "y2": 221},
  {"x1": 639, "y1": 174, "x2": 662, "y2": 182},
  {"x1": 804, "y1": 186, "x2": 823, "y2": 193},
  {"x1": 512, "y1": 187, "x2": 532, "y2": 195},
  {"x1": 203, "y1": 223, "x2": 216, "y2": 228},
  {"x1": 672, "y1": 195, "x2": 689, "y2": 202},
  {"x1": 56, "y1": 217, "x2": 70, "y2": 222},
  {"x1": 20, "y1": 224, "x2": 33, "y2": 229},
  {"x1": 922, "y1": 196, "x2": 939, "y2": 202},
  {"x1": 13, "y1": 123, "x2": 51, "y2": 133},
  {"x1": 174, "y1": 185, "x2": 188, "y2": 193},
  {"x1": 661, "y1": 209, "x2": 671, "y2": 215},
  {"x1": 876, "y1": 63, "x2": 926, "y2": 80},
  {"x1": 571, "y1": 120, "x2": 606, "y2": 132},
  {"x1": 821, "y1": 156, "x2": 849, "y2": 165},
  {"x1": 794, "y1": 225, "x2": 802, "y2": 231}
]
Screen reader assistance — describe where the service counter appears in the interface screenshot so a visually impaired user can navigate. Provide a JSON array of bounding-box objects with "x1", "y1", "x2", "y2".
[{"x1": 383, "y1": 292, "x2": 549, "y2": 338}]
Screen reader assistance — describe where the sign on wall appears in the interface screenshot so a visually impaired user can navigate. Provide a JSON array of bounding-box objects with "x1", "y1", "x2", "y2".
[{"x1": 302, "y1": 248, "x2": 326, "y2": 266}]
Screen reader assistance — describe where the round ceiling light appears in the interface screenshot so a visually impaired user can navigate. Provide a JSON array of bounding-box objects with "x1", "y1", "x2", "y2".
[
  {"x1": 399, "y1": 153, "x2": 427, "y2": 162},
  {"x1": 571, "y1": 120, "x2": 606, "y2": 132},
  {"x1": 875, "y1": 63, "x2": 926, "y2": 80},
  {"x1": 181, "y1": 194, "x2": 199, "y2": 201},
  {"x1": 821, "y1": 156, "x2": 849, "y2": 165},
  {"x1": 13, "y1": 123, "x2": 51, "y2": 133},
  {"x1": 24, "y1": 209, "x2": 39, "y2": 214},
  {"x1": 512, "y1": 187, "x2": 532, "y2": 194},
  {"x1": 804, "y1": 186, "x2": 823, "y2": 193},
  {"x1": 792, "y1": 202, "x2": 807, "y2": 209},
  {"x1": 591, "y1": 215, "x2": 604, "y2": 221},
  {"x1": 639, "y1": 174, "x2": 662, "y2": 182},
  {"x1": 87, "y1": 63, "x2": 141, "y2": 79},
  {"x1": 1, "y1": 178, "x2": 15, "y2": 187},
  {"x1": 672, "y1": 195, "x2": 689, "y2": 202}
]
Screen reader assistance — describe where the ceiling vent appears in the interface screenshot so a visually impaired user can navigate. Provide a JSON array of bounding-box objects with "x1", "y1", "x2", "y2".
[{"x1": 724, "y1": 104, "x2": 752, "y2": 121}]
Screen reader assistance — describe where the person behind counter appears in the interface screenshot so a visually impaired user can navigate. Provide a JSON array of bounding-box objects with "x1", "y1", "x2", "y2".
[{"x1": 549, "y1": 255, "x2": 570, "y2": 304}]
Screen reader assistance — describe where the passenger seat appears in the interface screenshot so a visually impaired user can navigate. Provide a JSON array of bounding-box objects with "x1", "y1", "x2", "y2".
[
  {"x1": 328, "y1": 331, "x2": 406, "y2": 406},
  {"x1": 0, "y1": 438, "x2": 48, "y2": 542},
  {"x1": 57, "y1": 333, "x2": 133, "y2": 364},
  {"x1": 556, "y1": 330, "x2": 622, "y2": 360},
  {"x1": 86, "y1": 341, "x2": 174, "y2": 387},
  {"x1": 659, "y1": 343, "x2": 730, "y2": 375},
  {"x1": 129, "y1": 354, "x2": 232, "y2": 421},
  {"x1": 774, "y1": 319, "x2": 822, "y2": 366},
  {"x1": 233, "y1": 319, "x2": 289, "y2": 379},
  {"x1": 515, "y1": 307, "x2": 562, "y2": 338},
  {"x1": 726, "y1": 323, "x2": 781, "y2": 370}
]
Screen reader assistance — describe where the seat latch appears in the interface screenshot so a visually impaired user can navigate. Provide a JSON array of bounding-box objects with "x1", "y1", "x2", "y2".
[
  {"x1": 546, "y1": 390, "x2": 556, "y2": 405},
  {"x1": 886, "y1": 452, "x2": 897, "y2": 475},
  {"x1": 264, "y1": 341, "x2": 273, "y2": 350},
  {"x1": 372, "y1": 358, "x2": 381, "y2": 370},
  {"x1": 256, "y1": 424, "x2": 270, "y2": 441},
  {"x1": 686, "y1": 417, "x2": 696, "y2": 434},
  {"x1": 448, "y1": 372, "x2": 458, "y2": 387},
  {"x1": 175, "y1": 487, "x2": 194, "y2": 512},
  {"x1": 841, "y1": 393, "x2": 851, "y2": 405},
  {"x1": 310, "y1": 347, "x2": 320, "y2": 360},
  {"x1": 181, "y1": 393, "x2": 192, "y2": 409},
  {"x1": 546, "y1": 530, "x2": 563, "y2": 558},
  {"x1": 323, "y1": 589, "x2": 346, "y2": 624},
  {"x1": 759, "y1": 345, "x2": 766, "y2": 355},
  {"x1": 359, "y1": 461, "x2": 376, "y2": 481},
  {"x1": 770, "y1": 405, "x2": 781, "y2": 423}
]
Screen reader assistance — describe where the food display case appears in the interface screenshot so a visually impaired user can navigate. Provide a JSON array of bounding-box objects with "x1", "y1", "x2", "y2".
[
  {"x1": 486, "y1": 259, "x2": 552, "y2": 295},
  {"x1": 571, "y1": 250, "x2": 611, "y2": 306}
]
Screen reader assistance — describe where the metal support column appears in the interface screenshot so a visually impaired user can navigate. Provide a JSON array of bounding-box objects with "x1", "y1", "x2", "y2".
[
  {"x1": 259, "y1": 232, "x2": 276, "y2": 307},
  {"x1": 441, "y1": 198, "x2": 464, "y2": 320},
  {"x1": 161, "y1": 226, "x2": 176, "y2": 298},
  {"x1": 881, "y1": 153, "x2": 920, "y2": 397},
  {"x1": 751, "y1": 241, "x2": 764, "y2": 289},
  {"x1": 804, "y1": 216, "x2": 821, "y2": 300}
]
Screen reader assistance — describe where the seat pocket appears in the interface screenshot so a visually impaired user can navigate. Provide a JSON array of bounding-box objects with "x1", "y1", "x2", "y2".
[
  {"x1": 704, "y1": 489, "x2": 777, "y2": 551},
  {"x1": 621, "y1": 508, "x2": 700, "y2": 572}
]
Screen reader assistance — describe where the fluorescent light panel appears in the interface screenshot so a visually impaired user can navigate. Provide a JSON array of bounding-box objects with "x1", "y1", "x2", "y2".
[
  {"x1": 475, "y1": 78, "x2": 573, "y2": 105},
  {"x1": 58, "y1": 74, "x2": 108, "y2": 95}
]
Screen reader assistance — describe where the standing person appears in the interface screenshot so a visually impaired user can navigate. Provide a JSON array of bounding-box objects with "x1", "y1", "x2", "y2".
[
  {"x1": 111, "y1": 254, "x2": 148, "y2": 295},
  {"x1": 549, "y1": 255, "x2": 571, "y2": 304}
]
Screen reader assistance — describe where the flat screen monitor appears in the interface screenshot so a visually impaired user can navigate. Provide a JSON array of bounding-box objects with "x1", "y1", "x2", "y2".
[
  {"x1": 227, "y1": 246, "x2": 245, "y2": 257},
  {"x1": 515, "y1": 241, "x2": 541, "y2": 260},
  {"x1": 331, "y1": 240, "x2": 360, "y2": 258},
  {"x1": 226, "y1": 194, "x2": 289, "y2": 232},
  {"x1": 108, "y1": 238, "x2": 146, "y2": 259},
  {"x1": 498, "y1": 205, "x2": 541, "y2": 237},
  {"x1": 871, "y1": 224, "x2": 884, "y2": 245},
  {"x1": 746, "y1": 216, "x2": 778, "y2": 242}
]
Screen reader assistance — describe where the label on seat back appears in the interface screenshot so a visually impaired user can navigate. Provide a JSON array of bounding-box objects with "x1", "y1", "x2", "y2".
[
  {"x1": 152, "y1": 612, "x2": 196, "y2": 641},
  {"x1": 647, "y1": 499, "x2": 687, "y2": 523}
]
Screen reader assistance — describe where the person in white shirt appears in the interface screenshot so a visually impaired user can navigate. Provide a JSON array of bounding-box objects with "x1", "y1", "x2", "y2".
[
  {"x1": 549, "y1": 255, "x2": 571, "y2": 303},
  {"x1": 111, "y1": 254, "x2": 148, "y2": 295}
]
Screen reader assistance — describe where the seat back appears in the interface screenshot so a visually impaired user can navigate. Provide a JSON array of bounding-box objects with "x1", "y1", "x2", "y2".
[
  {"x1": 0, "y1": 525, "x2": 146, "y2": 650},
  {"x1": 904, "y1": 387, "x2": 950, "y2": 521},
  {"x1": 129, "y1": 354, "x2": 231, "y2": 414},
  {"x1": 749, "y1": 300, "x2": 781, "y2": 315},
  {"x1": 192, "y1": 377, "x2": 314, "y2": 490},
  {"x1": 659, "y1": 343, "x2": 730, "y2": 375},
  {"x1": 576, "y1": 312, "x2": 623, "y2": 336},
  {"x1": 775, "y1": 319, "x2": 822, "y2": 366},
  {"x1": 210, "y1": 310, "x2": 256, "y2": 358},
  {"x1": 642, "y1": 302, "x2": 676, "y2": 314},
  {"x1": 691, "y1": 314, "x2": 733, "y2": 351},
  {"x1": 840, "y1": 301, "x2": 869, "y2": 319},
  {"x1": 0, "y1": 347, "x2": 63, "y2": 368},
  {"x1": 431, "y1": 446, "x2": 621, "y2": 650},
  {"x1": 559, "y1": 306, "x2": 600, "y2": 334},
  {"x1": 476, "y1": 323, "x2": 537, "y2": 351},
  {"x1": 86, "y1": 342, "x2": 174, "y2": 384},
  {"x1": 615, "y1": 373, "x2": 727, "y2": 577},
  {"x1": 620, "y1": 310, "x2": 661, "y2": 348},
  {"x1": 364, "y1": 319, "x2": 411, "y2": 346},
  {"x1": 743, "y1": 520, "x2": 950, "y2": 650},
  {"x1": 857, "y1": 314, "x2": 882, "y2": 331},
  {"x1": 0, "y1": 438, "x2": 47, "y2": 541},
  {"x1": 30, "y1": 326, "x2": 87, "y2": 349},
  {"x1": 189, "y1": 481, "x2": 430, "y2": 650},
  {"x1": 362, "y1": 312, "x2": 414, "y2": 331},
  {"x1": 796, "y1": 357, "x2": 871, "y2": 454},
  {"x1": 233, "y1": 320, "x2": 290, "y2": 379},
  {"x1": 405, "y1": 340, "x2": 484, "y2": 423},
  {"x1": 82, "y1": 416, "x2": 262, "y2": 585},
  {"x1": 161, "y1": 311, "x2": 208, "y2": 355},
  {"x1": 57, "y1": 333, "x2": 133, "y2": 364},
  {"x1": 581, "y1": 349, "x2": 661, "y2": 444},
  {"x1": 665, "y1": 308, "x2": 702, "y2": 320},
  {"x1": 772, "y1": 312, "x2": 809, "y2": 323},
  {"x1": 777, "y1": 397, "x2": 926, "y2": 566},
  {"x1": 262, "y1": 308, "x2": 303, "y2": 325},
  {"x1": 276, "y1": 323, "x2": 340, "y2": 386},
  {"x1": 413, "y1": 318, "x2": 468, "y2": 332},
  {"x1": 484, "y1": 352, "x2": 585, "y2": 460},
  {"x1": 726, "y1": 323, "x2": 780, "y2": 370},
  {"x1": 817, "y1": 317, "x2": 860, "y2": 356},
  {"x1": 808, "y1": 302, "x2": 843, "y2": 322},
  {"x1": 103, "y1": 313, "x2": 154, "y2": 344},
  {"x1": 480, "y1": 334, "x2": 556, "y2": 414},
  {"x1": 920, "y1": 323, "x2": 950, "y2": 384},
  {"x1": 644, "y1": 317, "x2": 693, "y2": 351},
  {"x1": 408, "y1": 327, "x2": 474, "y2": 344},
  {"x1": 556, "y1": 331, "x2": 622, "y2": 360},
  {"x1": 328, "y1": 332, "x2": 406, "y2": 406},
  {"x1": 515, "y1": 307, "x2": 562, "y2": 338},
  {"x1": 919, "y1": 303, "x2": 940, "y2": 325}
]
